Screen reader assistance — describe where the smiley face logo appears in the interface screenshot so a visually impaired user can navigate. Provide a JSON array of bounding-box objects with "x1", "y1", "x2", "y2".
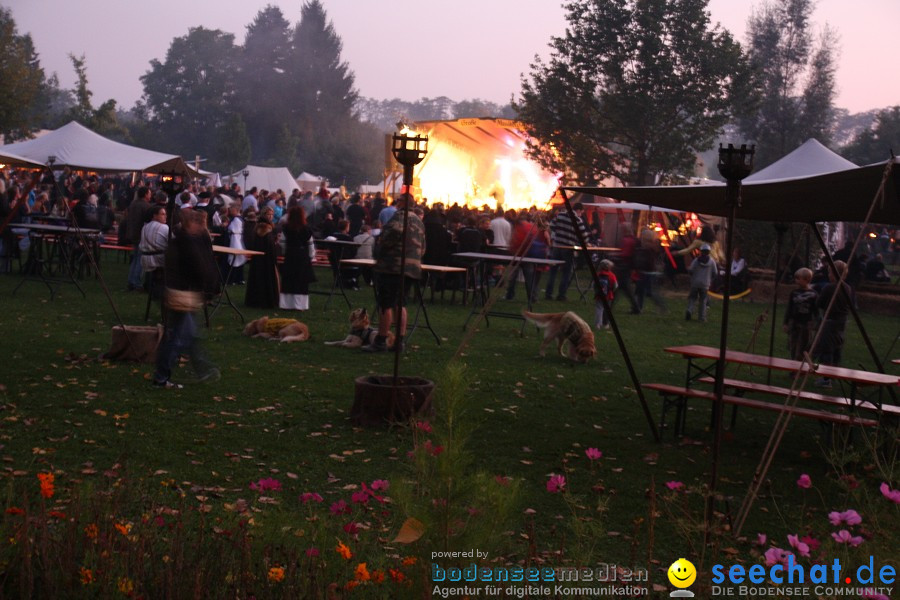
[{"x1": 667, "y1": 558, "x2": 696, "y2": 588}]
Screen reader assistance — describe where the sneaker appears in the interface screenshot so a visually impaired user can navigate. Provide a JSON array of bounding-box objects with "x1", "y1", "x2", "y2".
[
  {"x1": 197, "y1": 368, "x2": 221, "y2": 384},
  {"x1": 152, "y1": 380, "x2": 183, "y2": 390},
  {"x1": 814, "y1": 377, "x2": 832, "y2": 389},
  {"x1": 685, "y1": 311, "x2": 692, "y2": 321}
]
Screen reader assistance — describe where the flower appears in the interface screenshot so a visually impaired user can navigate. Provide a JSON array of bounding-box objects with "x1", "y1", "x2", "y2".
[
  {"x1": 827, "y1": 509, "x2": 862, "y2": 526},
  {"x1": 423, "y1": 440, "x2": 444, "y2": 456},
  {"x1": 880, "y1": 482, "x2": 900, "y2": 504},
  {"x1": 546, "y1": 474, "x2": 566, "y2": 493},
  {"x1": 114, "y1": 522, "x2": 132, "y2": 536},
  {"x1": 754, "y1": 534, "x2": 767, "y2": 546},
  {"x1": 300, "y1": 492, "x2": 323, "y2": 504},
  {"x1": 371, "y1": 569, "x2": 385, "y2": 584},
  {"x1": 249, "y1": 477, "x2": 281, "y2": 493},
  {"x1": 764, "y1": 547, "x2": 793, "y2": 568},
  {"x1": 831, "y1": 529, "x2": 864, "y2": 546},
  {"x1": 117, "y1": 577, "x2": 134, "y2": 595},
  {"x1": 268, "y1": 566, "x2": 285, "y2": 582},
  {"x1": 351, "y1": 490, "x2": 369, "y2": 504},
  {"x1": 585, "y1": 447, "x2": 603, "y2": 461},
  {"x1": 796, "y1": 474, "x2": 812, "y2": 489},
  {"x1": 84, "y1": 524, "x2": 99, "y2": 539},
  {"x1": 787, "y1": 534, "x2": 810, "y2": 557},
  {"x1": 665, "y1": 481, "x2": 685, "y2": 491},
  {"x1": 330, "y1": 500, "x2": 351, "y2": 515},
  {"x1": 370, "y1": 479, "x2": 389, "y2": 491},
  {"x1": 5, "y1": 507, "x2": 24, "y2": 516},
  {"x1": 79, "y1": 567, "x2": 94, "y2": 585},
  {"x1": 414, "y1": 420, "x2": 432, "y2": 433},
  {"x1": 839, "y1": 474, "x2": 860, "y2": 490},
  {"x1": 401, "y1": 556, "x2": 417, "y2": 567},
  {"x1": 47, "y1": 510, "x2": 67, "y2": 520},
  {"x1": 336, "y1": 541, "x2": 352, "y2": 560},
  {"x1": 305, "y1": 547, "x2": 320, "y2": 557},
  {"x1": 389, "y1": 568, "x2": 407, "y2": 583},
  {"x1": 343, "y1": 522, "x2": 359, "y2": 536},
  {"x1": 861, "y1": 592, "x2": 889, "y2": 600},
  {"x1": 800, "y1": 535, "x2": 820, "y2": 553},
  {"x1": 355, "y1": 562, "x2": 371, "y2": 582},
  {"x1": 494, "y1": 475, "x2": 511, "y2": 486},
  {"x1": 37, "y1": 472, "x2": 54, "y2": 499}
]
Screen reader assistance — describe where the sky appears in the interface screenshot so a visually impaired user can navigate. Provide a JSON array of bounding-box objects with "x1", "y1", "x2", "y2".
[{"x1": 6, "y1": 0, "x2": 899, "y2": 115}]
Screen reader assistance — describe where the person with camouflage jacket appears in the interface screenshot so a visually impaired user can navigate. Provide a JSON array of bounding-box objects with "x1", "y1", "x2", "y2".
[{"x1": 364, "y1": 194, "x2": 426, "y2": 352}]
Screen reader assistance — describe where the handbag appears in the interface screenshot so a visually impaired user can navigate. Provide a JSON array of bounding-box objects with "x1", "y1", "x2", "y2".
[{"x1": 164, "y1": 287, "x2": 203, "y2": 312}]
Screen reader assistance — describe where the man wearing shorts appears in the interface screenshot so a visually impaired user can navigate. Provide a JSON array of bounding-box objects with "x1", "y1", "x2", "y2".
[{"x1": 364, "y1": 194, "x2": 425, "y2": 352}]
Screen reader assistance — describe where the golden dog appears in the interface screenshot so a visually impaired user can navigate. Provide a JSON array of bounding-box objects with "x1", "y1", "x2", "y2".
[
  {"x1": 243, "y1": 316, "x2": 309, "y2": 343},
  {"x1": 324, "y1": 308, "x2": 394, "y2": 349},
  {"x1": 522, "y1": 310, "x2": 596, "y2": 363}
]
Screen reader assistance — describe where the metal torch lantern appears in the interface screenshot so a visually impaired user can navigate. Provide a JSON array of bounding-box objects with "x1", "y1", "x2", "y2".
[
  {"x1": 717, "y1": 143, "x2": 755, "y2": 183},
  {"x1": 391, "y1": 127, "x2": 428, "y2": 186}
]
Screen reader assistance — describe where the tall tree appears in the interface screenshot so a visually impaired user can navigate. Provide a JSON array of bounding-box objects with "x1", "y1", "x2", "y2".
[
  {"x1": 738, "y1": 0, "x2": 839, "y2": 168},
  {"x1": 237, "y1": 6, "x2": 293, "y2": 161},
  {"x1": 840, "y1": 106, "x2": 900, "y2": 166},
  {"x1": 213, "y1": 113, "x2": 252, "y2": 174},
  {"x1": 62, "y1": 54, "x2": 128, "y2": 140},
  {"x1": 516, "y1": 0, "x2": 749, "y2": 186},
  {"x1": 287, "y1": 0, "x2": 358, "y2": 178},
  {"x1": 0, "y1": 7, "x2": 46, "y2": 140},
  {"x1": 140, "y1": 27, "x2": 238, "y2": 159}
]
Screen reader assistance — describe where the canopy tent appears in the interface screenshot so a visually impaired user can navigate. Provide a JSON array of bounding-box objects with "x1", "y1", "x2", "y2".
[
  {"x1": 230, "y1": 165, "x2": 299, "y2": 195},
  {"x1": 296, "y1": 171, "x2": 325, "y2": 193},
  {"x1": 0, "y1": 148, "x2": 45, "y2": 168},
  {"x1": 564, "y1": 159, "x2": 900, "y2": 225},
  {"x1": 583, "y1": 201, "x2": 685, "y2": 214},
  {"x1": 0, "y1": 121, "x2": 197, "y2": 176},
  {"x1": 744, "y1": 138, "x2": 857, "y2": 182}
]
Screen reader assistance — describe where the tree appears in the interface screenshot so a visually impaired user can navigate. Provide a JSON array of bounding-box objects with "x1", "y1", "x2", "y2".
[
  {"x1": 140, "y1": 27, "x2": 238, "y2": 159},
  {"x1": 516, "y1": 0, "x2": 749, "y2": 186},
  {"x1": 840, "y1": 106, "x2": 900, "y2": 166},
  {"x1": 0, "y1": 7, "x2": 46, "y2": 140},
  {"x1": 63, "y1": 54, "x2": 128, "y2": 140},
  {"x1": 213, "y1": 113, "x2": 252, "y2": 174},
  {"x1": 237, "y1": 6, "x2": 293, "y2": 161},
  {"x1": 738, "y1": 0, "x2": 839, "y2": 168},
  {"x1": 287, "y1": 0, "x2": 358, "y2": 178}
]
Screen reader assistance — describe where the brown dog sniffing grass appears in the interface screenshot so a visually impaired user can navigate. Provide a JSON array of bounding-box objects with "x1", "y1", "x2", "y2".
[{"x1": 522, "y1": 310, "x2": 596, "y2": 363}]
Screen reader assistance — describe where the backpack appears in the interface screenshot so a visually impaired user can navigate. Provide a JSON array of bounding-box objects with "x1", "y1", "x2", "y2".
[{"x1": 595, "y1": 273, "x2": 611, "y2": 299}]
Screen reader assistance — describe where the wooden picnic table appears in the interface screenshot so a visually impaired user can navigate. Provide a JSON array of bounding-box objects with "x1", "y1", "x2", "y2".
[{"x1": 208, "y1": 245, "x2": 264, "y2": 324}]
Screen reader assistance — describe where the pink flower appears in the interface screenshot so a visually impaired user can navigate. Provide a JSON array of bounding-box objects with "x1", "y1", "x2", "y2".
[
  {"x1": 423, "y1": 440, "x2": 444, "y2": 456},
  {"x1": 300, "y1": 492, "x2": 324, "y2": 504},
  {"x1": 494, "y1": 475, "x2": 511, "y2": 486},
  {"x1": 831, "y1": 529, "x2": 864, "y2": 547},
  {"x1": 796, "y1": 474, "x2": 811, "y2": 489},
  {"x1": 861, "y1": 592, "x2": 889, "y2": 600},
  {"x1": 665, "y1": 481, "x2": 685, "y2": 491},
  {"x1": 827, "y1": 509, "x2": 862, "y2": 526},
  {"x1": 585, "y1": 448, "x2": 602, "y2": 461},
  {"x1": 800, "y1": 535, "x2": 820, "y2": 553},
  {"x1": 329, "y1": 500, "x2": 351, "y2": 515},
  {"x1": 343, "y1": 521, "x2": 359, "y2": 536},
  {"x1": 414, "y1": 420, "x2": 432, "y2": 433},
  {"x1": 839, "y1": 474, "x2": 860, "y2": 490},
  {"x1": 880, "y1": 482, "x2": 900, "y2": 504},
  {"x1": 754, "y1": 533, "x2": 767, "y2": 547},
  {"x1": 249, "y1": 477, "x2": 281, "y2": 493},
  {"x1": 305, "y1": 547, "x2": 320, "y2": 557},
  {"x1": 351, "y1": 490, "x2": 369, "y2": 504},
  {"x1": 787, "y1": 534, "x2": 810, "y2": 557},
  {"x1": 546, "y1": 474, "x2": 566, "y2": 493},
  {"x1": 764, "y1": 547, "x2": 793, "y2": 567},
  {"x1": 370, "y1": 479, "x2": 389, "y2": 491}
]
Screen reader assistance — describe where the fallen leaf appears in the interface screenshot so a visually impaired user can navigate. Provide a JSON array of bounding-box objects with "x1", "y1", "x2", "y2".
[{"x1": 392, "y1": 517, "x2": 425, "y2": 544}]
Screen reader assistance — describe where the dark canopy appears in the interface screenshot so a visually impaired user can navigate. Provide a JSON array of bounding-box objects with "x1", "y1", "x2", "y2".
[{"x1": 564, "y1": 160, "x2": 900, "y2": 225}]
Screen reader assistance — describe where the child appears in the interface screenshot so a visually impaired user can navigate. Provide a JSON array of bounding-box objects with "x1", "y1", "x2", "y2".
[
  {"x1": 685, "y1": 244, "x2": 717, "y2": 322},
  {"x1": 782, "y1": 267, "x2": 818, "y2": 362},
  {"x1": 594, "y1": 259, "x2": 618, "y2": 329}
]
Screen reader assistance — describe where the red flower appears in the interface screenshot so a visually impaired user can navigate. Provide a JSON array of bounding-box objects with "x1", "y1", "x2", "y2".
[
  {"x1": 330, "y1": 500, "x2": 351, "y2": 515},
  {"x1": 249, "y1": 477, "x2": 281, "y2": 493},
  {"x1": 5, "y1": 507, "x2": 24, "y2": 516},
  {"x1": 546, "y1": 474, "x2": 566, "y2": 493}
]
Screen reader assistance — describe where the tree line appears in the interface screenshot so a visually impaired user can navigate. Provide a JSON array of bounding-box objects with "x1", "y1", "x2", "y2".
[{"x1": 1, "y1": 0, "x2": 898, "y2": 188}]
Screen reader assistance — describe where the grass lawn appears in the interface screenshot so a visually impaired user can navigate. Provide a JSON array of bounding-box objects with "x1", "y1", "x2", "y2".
[{"x1": 1, "y1": 256, "x2": 897, "y2": 595}]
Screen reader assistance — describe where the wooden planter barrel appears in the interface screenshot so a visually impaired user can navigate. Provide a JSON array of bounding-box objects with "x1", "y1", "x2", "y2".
[{"x1": 351, "y1": 375, "x2": 435, "y2": 426}]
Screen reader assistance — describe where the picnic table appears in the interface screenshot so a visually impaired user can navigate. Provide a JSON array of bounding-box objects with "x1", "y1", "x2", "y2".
[
  {"x1": 208, "y1": 244, "x2": 264, "y2": 325},
  {"x1": 310, "y1": 238, "x2": 362, "y2": 310},
  {"x1": 643, "y1": 344, "x2": 899, "y2": 436},
  {"x1": 11, "y1": 222, "x2": 101, "y2": 299}
]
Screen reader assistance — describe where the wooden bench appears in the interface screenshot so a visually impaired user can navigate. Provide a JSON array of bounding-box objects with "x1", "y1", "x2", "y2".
[
  {"x1": 642, "y1": 382, "x2": 878, "y2": 437},
  {"x1": 696, "y1": 377, "x2": 900, "y2": 419}
]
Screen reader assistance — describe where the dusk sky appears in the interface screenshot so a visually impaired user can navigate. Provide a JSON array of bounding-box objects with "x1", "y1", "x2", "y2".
[{"x1": 7, "y1": 0, "x2": 899, "y2": 115}]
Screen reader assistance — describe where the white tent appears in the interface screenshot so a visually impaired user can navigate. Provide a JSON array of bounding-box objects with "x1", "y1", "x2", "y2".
[
  {"x1": 230, "y1": 165, "x2": 299, "y2": 194},
  {"x1": 744, "y1": 138, "x2": 857, "y2": 182},
  {"x1": 0, "y1": 148, "x2": 44, "y2": 168},
  {"x1": 296, "y1": 171, "x2": 324, "y2": 193},
  {"x1": 0, "y1": 121, "x2": 197, "y2": 175}
]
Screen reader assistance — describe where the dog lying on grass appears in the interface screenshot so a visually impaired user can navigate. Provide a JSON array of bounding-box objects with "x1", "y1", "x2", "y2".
[
  {"x1": 324, "y1": 307, "x2": 394, "y2": 349},
  {"x1": 522, "y1": 310, "x2": 596, "y2": 363},
  {"x1": 243, "y1": 316, "x2": 310, "y2": 343}
]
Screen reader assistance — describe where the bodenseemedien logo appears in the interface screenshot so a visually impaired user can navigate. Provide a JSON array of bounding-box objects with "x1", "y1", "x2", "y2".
[{"x1": 667, "y1": 558, "x2": 696, "y2": 598}]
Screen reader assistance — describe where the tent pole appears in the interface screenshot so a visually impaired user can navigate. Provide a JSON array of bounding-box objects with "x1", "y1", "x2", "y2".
[
  {"x1": 560, "y1": 189, "x2": 660, "y2": 442},
  {"x1": 809, "y1": 224, "x2": 897, "y2": 404},
  {"x1": 707, "y1": 179, "x2": 738, "y2": 542}
]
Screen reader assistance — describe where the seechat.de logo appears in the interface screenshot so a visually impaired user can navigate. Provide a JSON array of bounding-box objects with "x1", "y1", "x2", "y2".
[{"x1": 667, "y1": 558, "x2": 696, "y2": 598}]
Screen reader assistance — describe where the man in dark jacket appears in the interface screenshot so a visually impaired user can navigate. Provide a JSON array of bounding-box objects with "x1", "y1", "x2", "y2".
[{"x1": 152, "y1": 209, "x2": 222, "y2": 389}]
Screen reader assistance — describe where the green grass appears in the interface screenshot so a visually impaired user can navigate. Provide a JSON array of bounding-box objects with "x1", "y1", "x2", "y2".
[{"x1": 1, "y1": 258, "x2": 897, "y2": 572}]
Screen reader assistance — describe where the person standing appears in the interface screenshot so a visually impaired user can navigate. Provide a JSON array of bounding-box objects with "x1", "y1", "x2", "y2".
[
  {"x1": 225, "y1": 204, "x2": 247, "y2": 284},
  {"x1": 813, "y1": 260, "x2": 853, "y2": 388},
  {"x1": 364, "y1": 194, "x2": 425, "y2": 353},
  {"x1": 685, "y1": 243, "x2": 717, "y2": 322},
  {"x1": 123, "y1": 186, "x2": 152, "y2": 291},
  {"x1": 244, "y1": 209, "x2": 280, "y2": 309},
  {"x1": 490, "y1": 208, "x2": 512, "y2": 248},
  {"x1": 139, "y1": 205, "x2": 169, "y2": 301},
  {"x1": 152, "y1": 209, "x2": 221, "y2": 389},
  {"x1": 782, "y1": 267, "x2": 818, "y2": 362},
  {"x1": 545, "y1": 202, "x2": 587, "y2": 301},
  {"x1": 279, "y1": 206, "x2": 316, "y2": 311}
]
